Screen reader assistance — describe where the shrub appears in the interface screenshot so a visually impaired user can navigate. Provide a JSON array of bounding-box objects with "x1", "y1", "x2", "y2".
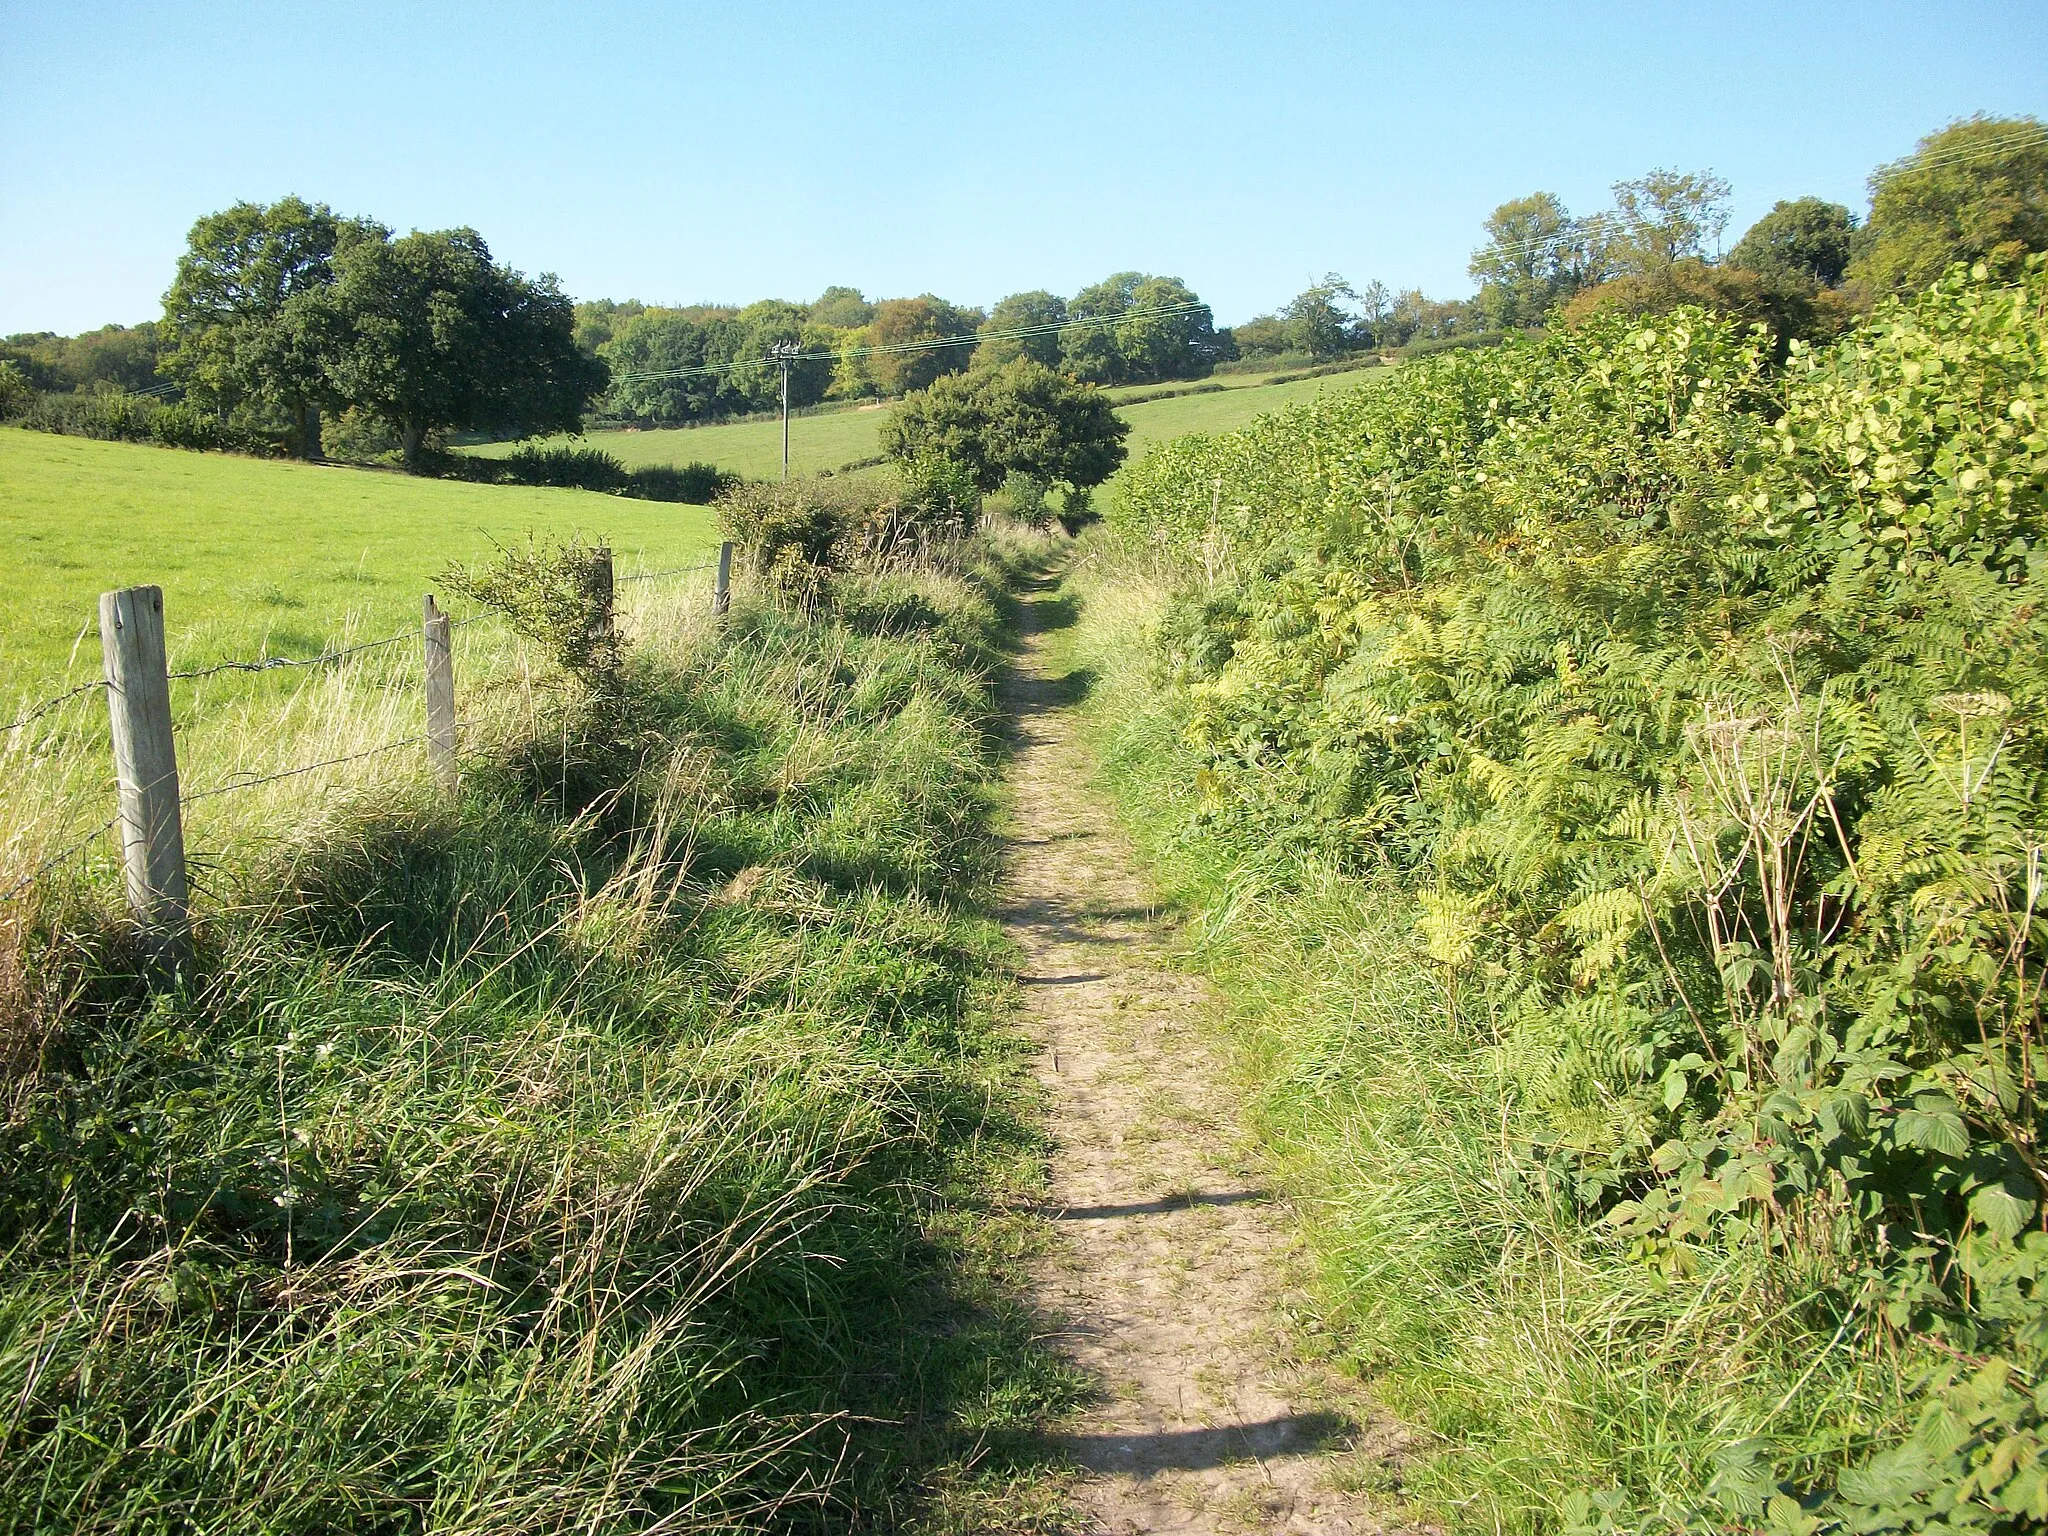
[
  {"x1": 716, "y1": 481, "x2": 854, "y2": 612},
  {"x1": 8, "y1": 389, "x2": 281, "y2": 455},
  {"x1": 0, "y1": 360, "x2": 30, "y2": 418},
  {"x1": 624, "y1": 460, "x2": 734, "y2": 503},
  {"x1": 1109, "y1": 256, "x2": 2048, "y2": 1524},
  {"x1": 501, "y1": 442, "x2": 627, "y2": 492}
]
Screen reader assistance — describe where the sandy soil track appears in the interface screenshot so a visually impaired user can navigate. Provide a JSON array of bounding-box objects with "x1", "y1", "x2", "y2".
[{"x1": 998, "y1": 572, "x2": 1408, "y2": 1534}]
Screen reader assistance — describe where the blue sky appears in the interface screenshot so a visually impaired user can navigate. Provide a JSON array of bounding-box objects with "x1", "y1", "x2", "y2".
[{"x1": 3, "y1": 1, "x2": 2045, "y2": 335}]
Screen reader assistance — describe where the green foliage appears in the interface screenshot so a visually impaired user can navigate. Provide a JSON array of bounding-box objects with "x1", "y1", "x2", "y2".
[
  {"x1": 160, "y1": 197, "x2": 386, "y2": 459},
  {"x1": 1281, "y1": 274, "x2": 1359, "y2": 361},
  {"x1": 1729, "y1": 196, "x2": 1860, "y2": 288},
  {"x1": 0, "y1": 550, "x2": 1075, "y2": 1529},
  {"x1": 624, "y1": 460, "x2": 735, "y2": 504},
  {"x1": 1602, "y1": 167, "x2": 1734, "y2": 271},
  {"x1": 880, "y1": 360, "x2": 1129, "y2": 494},
  {"x1": 440, "y1": 535, "x2": 624, "y2": 698},
  {"x1": 714, "y1": 473, "x2": 967, "y2": 613},
  {"x1": 0, "y1": 361, "x2": 28, "y2": 417},
  {"x1": 7, "y1": 388, "x2": 282, "y2": 455},
  {"x1": 808, "y1": 285, "x2": 875, "y2": 329},
  {"x1": 1057, "y1": 272, "x2": 1221, "y2": 385},
  {"x1": 1470, "y1": 192, "x2": 1598, "y2": 330},
  {"x1": 322, "y1": 227, "x2": 608, "y2": 470},
  {"x1": 1, "y1": 322, "x2": 163, "y2": 396},
  {"x1": 868, "y1": 295, "x2": 985, "y2": 395},
  {"x1": 1109, "y1": 258, "x2": 2048, "y2": 1524},
  {"x1": 1856, "y1": 116, "x2": 2048, "y2": 296},
  {"x1": 973, "y1": 290, "x2": 1068, "y2": 371},
  {"x1": 501, "y1": 442, "x2": 628, "y2": 491}
]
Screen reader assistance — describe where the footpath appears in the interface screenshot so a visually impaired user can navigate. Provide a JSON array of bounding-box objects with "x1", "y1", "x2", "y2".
[{"x1": 997, "y1": 569, "x2": 1408, "y2": 1535}]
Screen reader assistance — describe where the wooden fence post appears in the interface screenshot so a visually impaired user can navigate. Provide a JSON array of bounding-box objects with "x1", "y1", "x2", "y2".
[
  {"x1": 422, "y1": 595, "x2": 456, "y2": 779},
  {"x1": 100, "y1": 585, "x2": 188, "y2": 963},
  {"x1": 714, "y1": 540, "x2": 733, "y2": 621}
]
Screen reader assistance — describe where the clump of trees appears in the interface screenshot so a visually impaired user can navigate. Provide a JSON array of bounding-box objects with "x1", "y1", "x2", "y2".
[
  {"x1": 1460, "y1": 115, "x2": 2048, "y2": 344},
  {"x1": 149, "y1": 197, "x2": 605, "y2": 469},
  {"x1": 589, "y1": 270, "x2": 1223, "y2": 429}
]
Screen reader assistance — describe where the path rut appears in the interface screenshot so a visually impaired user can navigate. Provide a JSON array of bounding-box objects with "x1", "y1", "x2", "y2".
[{"x1": 997, "y1": 573, "x2": 1407, "y2": 1534}]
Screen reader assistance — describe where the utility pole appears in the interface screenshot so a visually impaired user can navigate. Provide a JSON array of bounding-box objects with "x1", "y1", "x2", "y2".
[{"x1": 769, "y1": 340, "x2": 801, "y2": 481}]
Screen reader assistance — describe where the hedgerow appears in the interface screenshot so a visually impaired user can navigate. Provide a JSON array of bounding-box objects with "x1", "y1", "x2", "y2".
[{"x1": 1106, "y1": 257, "x2": 2048, "y2": 1528}]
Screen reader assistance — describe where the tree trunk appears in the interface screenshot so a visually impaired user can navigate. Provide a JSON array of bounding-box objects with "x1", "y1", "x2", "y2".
[
  {"x1": 401, "y1": 421, "x2": 423, "y2": 473},
  {"x1": 299, "y1": 404, "x2": 323, "y2": 461}
]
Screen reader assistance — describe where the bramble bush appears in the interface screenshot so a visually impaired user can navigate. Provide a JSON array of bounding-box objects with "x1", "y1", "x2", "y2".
[{"x1": 1110, "y1": 257, "x2": 2048, "y2": 1528}]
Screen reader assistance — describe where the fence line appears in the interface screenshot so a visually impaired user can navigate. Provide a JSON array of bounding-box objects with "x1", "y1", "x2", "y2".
[
  {"x1": 1, "y1": 679, "x2": 108, "y2": 736},
  {"x1": 616, "y1": 561, "x2": 719, "y2": 584},
  {"x1": 180, "y1": 734, "x2": 434, "y2": 805},
  {"x1": 168, "y1": 626, "x2": 417, "y2": 681},
  {"x1": 0, "y1": 541, "x2": 736, "y2": 940},
  {"x1": 0, "y1": 818, "x2": 118, "y2": 905}
]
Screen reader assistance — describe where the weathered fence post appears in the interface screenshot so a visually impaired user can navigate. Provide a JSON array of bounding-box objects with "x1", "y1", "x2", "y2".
[
  {"x1": 422, "y1": 595, "x2": 456, "y2": 779},
  {"x1": 100, "y1": 585, "x2": 188, "y2": 963},
  {"x1": 714, "y1": 540, "x2": 733, "y2": 621}
]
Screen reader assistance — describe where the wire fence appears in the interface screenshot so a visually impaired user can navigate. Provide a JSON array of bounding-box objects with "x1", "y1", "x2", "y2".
[
  {"x1": 0, "y1": 679, "x2": 108, "y2": 737},
  {"x1": 0, "y1": 545, "x2": 732, "y2": 919}
]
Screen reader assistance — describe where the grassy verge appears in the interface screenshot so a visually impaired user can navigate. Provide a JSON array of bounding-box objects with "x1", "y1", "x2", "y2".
[
  {"x1": 0, "y1": 541, "x2": 1084, "y2": 1533},
  {"x1": 1052, "y1": 555, "x2": 1911, "y2": 1534}
]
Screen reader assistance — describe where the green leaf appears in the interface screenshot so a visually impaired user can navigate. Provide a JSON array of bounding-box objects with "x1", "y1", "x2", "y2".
[
  {"x1": 1895, "y1": 1108, "x2": 1970, "y2": 1159},
  {"x1": 1970, "y1": 1184, "x2": 2035, "y2": 1239}
]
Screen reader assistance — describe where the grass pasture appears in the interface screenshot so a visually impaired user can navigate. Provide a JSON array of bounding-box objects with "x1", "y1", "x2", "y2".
[
  {"x1": 468, "y1": 402, "x2": 894, "y2": 480},
  {"x1": 0, "y1": 427, "x2": 719, "y2": 698},
  {"x1": 470, "y1": 364, "x2": 1393, "y2": 487}
]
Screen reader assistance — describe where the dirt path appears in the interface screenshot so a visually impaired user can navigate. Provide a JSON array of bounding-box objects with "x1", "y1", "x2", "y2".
[{"x1": 997, "y1": 573, "x2": 1406, "y2": 1535}]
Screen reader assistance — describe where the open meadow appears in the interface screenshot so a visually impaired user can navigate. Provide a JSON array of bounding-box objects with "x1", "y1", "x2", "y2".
[
  {"x1": 0, "y1": 428, "x2": 719, "y2": 698},
  {"x1": 469, "y1": 363, "x2": 1391, "y2": 485}
]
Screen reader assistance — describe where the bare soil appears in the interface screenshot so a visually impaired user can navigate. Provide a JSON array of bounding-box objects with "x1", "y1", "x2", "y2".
[{"x1": 998, "y1": 572, "x2": 1412, "y2": 1534}]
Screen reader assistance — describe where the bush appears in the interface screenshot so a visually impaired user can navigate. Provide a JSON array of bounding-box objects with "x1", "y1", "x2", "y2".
[
  {"x1": 1108, "y1": 256, "x2": 2048, "y2": 1525},
  {"x1": 624, "y1": 460, "x2": 734, "y2": 503},
  {"x1": 0, "y1": 360, "x2": 30, "y2": 418},
  {"x1": 501, "y1": 442, "x2": 627, "y2": 491},
  {"x1": 9, "y1": 389, "x2": 281, "y2": 455}
]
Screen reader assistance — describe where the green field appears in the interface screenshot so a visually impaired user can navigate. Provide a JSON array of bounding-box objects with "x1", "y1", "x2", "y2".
[
  {"x1": 469, "y1": 403, "x2": 893, "y2": 479},
  {"x1": 0, "y1": 428, "x2": 719, "y2": 697},
  {"x1": 473, "y1": 365, "x2": 1391, "y2": 485}
]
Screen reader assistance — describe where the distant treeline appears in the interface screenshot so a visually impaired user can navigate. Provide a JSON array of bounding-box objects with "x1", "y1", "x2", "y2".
[
  {"x1": 6, "y1": 114, "x2": 2041, "y2": 458},
  {"x1": 585, "y1": 273, "x2": 1227, "y2": 427}
]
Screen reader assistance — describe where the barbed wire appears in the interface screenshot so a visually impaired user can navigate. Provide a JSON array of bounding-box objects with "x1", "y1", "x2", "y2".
[
  {"x1": 181, "y1": 735, "x2": 431, "y2": 805},
  {"x1": 616, "y1": 561, "x2": 718, "y2": 584},
  {"x1": 168, "y1": 626, "x2": 418, "y2": 682},
  {"x1": 1, "y1": 679, "x2": 107, "y2": 736},
  {"x1": 0, "y1": 818, "x2": 118, "y2": 904}
]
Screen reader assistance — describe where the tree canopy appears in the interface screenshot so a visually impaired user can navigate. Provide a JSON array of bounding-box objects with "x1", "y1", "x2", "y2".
[
  {"x1": 1728, "y1": 197, "x2": 1858, "y2": 288},
  {"x1": 867, "y1": 295, "x2": 984, "y2": 394},
  {"x1": 879, "y1": 359, "x2": 1128, "y2": 493},
  {"x1": 1469, "y1": 193, "x2": 1592, "y2": 329},
  {"x1": 973, "y1": 291, "x2": 1068, "y2": 371},
  {"x1": 160, "y1": 197, "x2": 386, "y2": 457},
  {"x1": 1853, "y1": 116, "x2": 2048, "y2": 293},
  {"x1": 321, "y1": 228, "x2": 606, "y2": 469}
]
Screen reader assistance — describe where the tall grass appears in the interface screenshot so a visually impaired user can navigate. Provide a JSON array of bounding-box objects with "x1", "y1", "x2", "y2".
[
  {"x1": 0, "y1": 547, "x2": 1082, "y2": 1532},
  {"x1": 1055, "y1": 559, "x2": 1913, "y2": 1533}
]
